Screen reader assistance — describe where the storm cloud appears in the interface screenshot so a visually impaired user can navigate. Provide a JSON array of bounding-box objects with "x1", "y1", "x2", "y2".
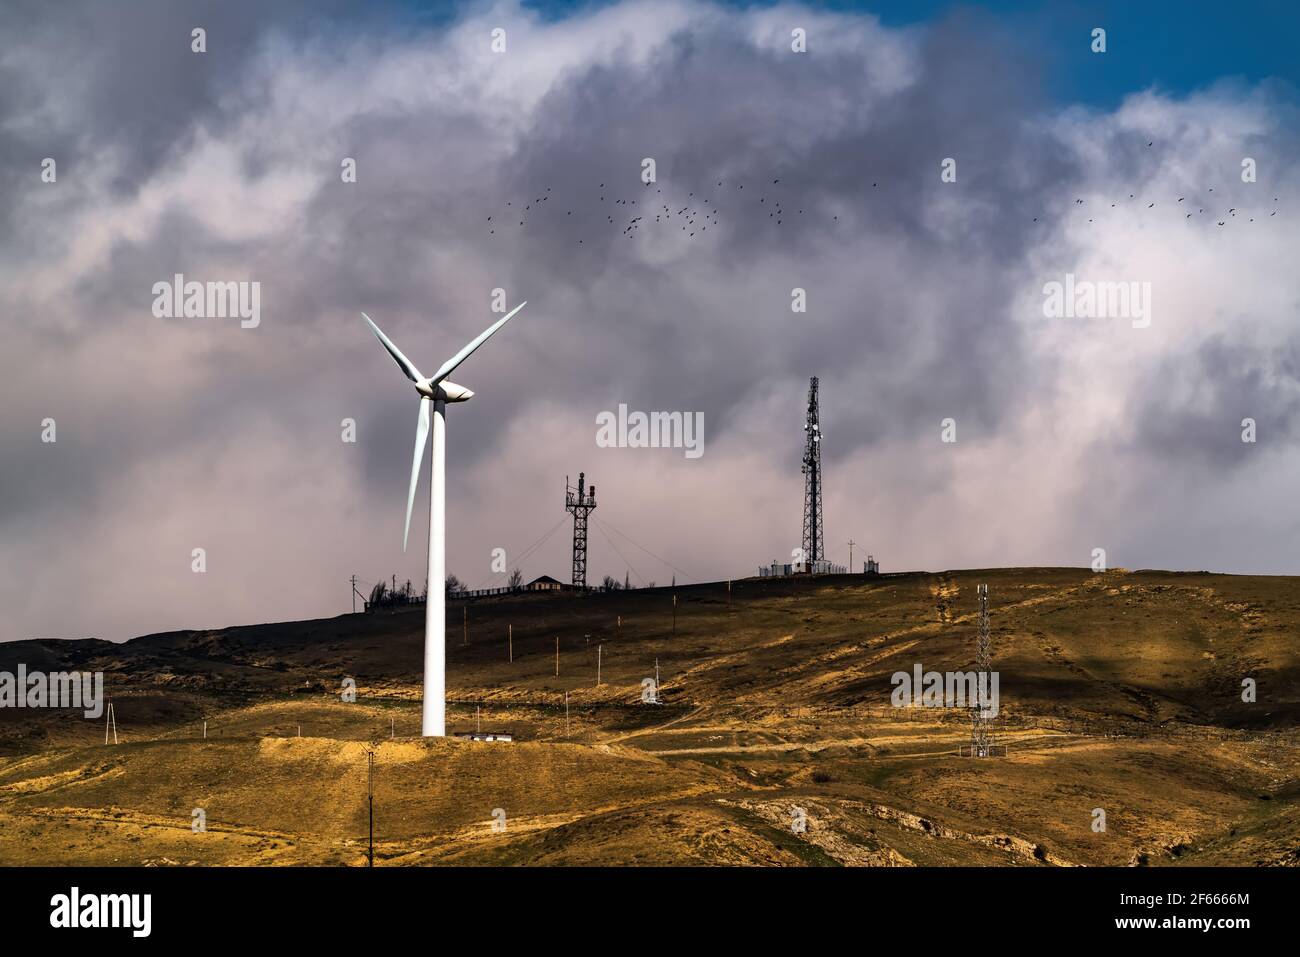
[{"x1": 2, "y1": 0, "x2": 1298, "y2": 642}]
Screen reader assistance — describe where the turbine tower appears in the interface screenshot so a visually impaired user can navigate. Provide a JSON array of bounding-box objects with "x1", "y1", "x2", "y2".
[
  {"x1": 362, "y1": 301, "x2": 526, "y2": 736},
  {"x1": 801, "y1": 376, "x2": 824, "y2": 568}
]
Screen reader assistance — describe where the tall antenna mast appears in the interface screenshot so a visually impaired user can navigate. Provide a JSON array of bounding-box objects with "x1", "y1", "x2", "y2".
[
  {"x1": 565, "y1": 472, "x2": 597, "y2": 590},
  {"x1": 801, "y1": 377, "x2": 824, "y2": 566}
]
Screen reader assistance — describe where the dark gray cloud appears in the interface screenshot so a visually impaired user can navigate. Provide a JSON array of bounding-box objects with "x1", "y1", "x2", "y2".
[
  {"x1": 2, "y1": 0, "x2": 1298, "y2": 642},
  {"x1": 1128, "y1": 335, "x2": 1300, "y2": 467}
]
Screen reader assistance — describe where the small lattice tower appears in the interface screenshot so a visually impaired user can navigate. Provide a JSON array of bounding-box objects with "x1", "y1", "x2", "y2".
[
  {"x1": 565, "y1": 473, "x2": 597, "y2": 589},
  {"x1": 970, "y1": 584, "x2": 995, "y2": 757}
]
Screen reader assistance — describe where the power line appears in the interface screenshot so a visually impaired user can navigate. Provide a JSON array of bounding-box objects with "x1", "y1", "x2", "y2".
[
  {"x1": 594, "y1": 516, "x2": 697, "y2": 583},
  {"x1": 593, "y1": 521, "x2": 646, "y2": 586},
  {"x1": 468, "y1": 514, "x2": 570, "y2": 591},
  {"x1": 508, "y1": 515, "x2": 571, "y2": 571}
]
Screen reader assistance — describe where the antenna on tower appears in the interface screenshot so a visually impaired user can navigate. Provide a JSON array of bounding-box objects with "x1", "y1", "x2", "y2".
[
  {"x1": 565, "y1": 472, "x2": 597, "y2": 590},
  {"x1": 801, "y1": 377, "x2": 825, "y2": 568}
]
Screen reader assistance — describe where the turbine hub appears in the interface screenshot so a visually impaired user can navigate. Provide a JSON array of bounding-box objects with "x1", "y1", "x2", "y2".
[{"x1": 416, "y1": 378, "x2": 473, "y2": 402}]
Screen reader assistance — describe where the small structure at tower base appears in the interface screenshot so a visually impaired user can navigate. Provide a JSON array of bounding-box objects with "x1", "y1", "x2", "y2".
[{"x1": 758, "y1": 559, "x2": 846, "y2": 577}]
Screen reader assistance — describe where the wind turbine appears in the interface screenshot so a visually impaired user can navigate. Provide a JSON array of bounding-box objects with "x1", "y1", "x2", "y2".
[{"x1": 362, "y1": 301, "x2": 526, "y2": 736}]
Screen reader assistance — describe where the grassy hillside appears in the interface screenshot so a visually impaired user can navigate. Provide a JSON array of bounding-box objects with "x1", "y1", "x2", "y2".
[{"x1": 0, "y1": 568, "x2": 1296, "y2": 865}]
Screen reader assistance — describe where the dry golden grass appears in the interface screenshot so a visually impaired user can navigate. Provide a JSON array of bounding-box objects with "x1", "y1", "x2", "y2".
[{"x1": 0, "y1": 568, "x2": 1295, "y2": 865}]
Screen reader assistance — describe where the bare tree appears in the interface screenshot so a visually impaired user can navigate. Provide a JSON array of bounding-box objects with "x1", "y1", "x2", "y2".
[
  {"x1": 445, "y1": 574, "x2": 464, "y2": 597},
  {"x1": 507, "y1": 568, "x2": 524, "y2": 591}
]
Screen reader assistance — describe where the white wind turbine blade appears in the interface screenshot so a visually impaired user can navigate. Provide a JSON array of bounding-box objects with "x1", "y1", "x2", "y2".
[
  {"x1": 363, "y1": 313, "x2": 424, "y2": 383},
  {"x1": 429, "y1": 301, "x2": 526, "y2": 384},
  {"x1": 404, "y1": 396, "x2": 432, "y2": 551}
]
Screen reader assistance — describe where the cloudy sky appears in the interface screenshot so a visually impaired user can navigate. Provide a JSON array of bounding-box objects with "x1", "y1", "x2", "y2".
[{"x1": 3, "y1": 0, "x2": 1298, "y2": 642}]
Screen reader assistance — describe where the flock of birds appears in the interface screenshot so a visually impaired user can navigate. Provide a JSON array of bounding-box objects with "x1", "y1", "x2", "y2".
[
  {"x1": 1050, "y1": 189, "x2": 1281, "y2": 226},
  {"x1": 485, "y1": 161, "x2": 1283, "y2": 245},
  {"x1": 486, "y1": 177, "x2": 841, "y2": 244}
]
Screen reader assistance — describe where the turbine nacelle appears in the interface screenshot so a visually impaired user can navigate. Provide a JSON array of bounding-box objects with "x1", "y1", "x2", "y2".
[{"x1": 417, "y1": 378, "x2": 474, "y2": 402}]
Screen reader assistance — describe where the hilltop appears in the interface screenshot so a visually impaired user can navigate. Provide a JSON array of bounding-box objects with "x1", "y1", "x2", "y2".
[{"x1": 0, "y1": 568, "x2": 1296, "y2": 866}]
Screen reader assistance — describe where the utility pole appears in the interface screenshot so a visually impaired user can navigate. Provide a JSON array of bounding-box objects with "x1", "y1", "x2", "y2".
[
  {"x1": 555, "y1": 636, "x2": 560, "y2": 677},
  {"x1": 367, "y1": 750, "x2": 375, "y2": 868},
  {"x1": 508, "y1": 624, "x2": 513, "y2": 663},
  {"x1": 565, "y1": 472, "x2": 598, "y2": 590},
  {"x1": 597, "y1": 644, "x2": 602, "y2": 686},
  {"x1": 565, "y1": 691, "x2": 570, "y2": 736},
  {"x1": 350, "y1": 574, "x2": 358, "y2": 613},
  {"x1": 463, "y1": 605, "x2": 468, "y2": 646},
  {"x1": 672, "y1": 593, "x2": 677, "y2": 637},
  {"x1": 848, "y1": 540, "x2": 855, "y2": 572},
  {"x1": 801, "y1": 377, "x2": 825, "y2": 568}
]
